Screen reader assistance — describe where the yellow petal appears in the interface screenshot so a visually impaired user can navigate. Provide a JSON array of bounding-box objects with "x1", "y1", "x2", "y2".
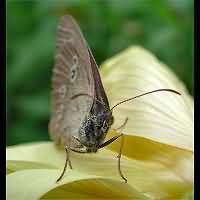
[
  {"x1": 100, "y1": 46, "x2": 193, "y2": 151},
  {"x1": 6, "y1": 142, "x2": 65, "y2": 168},
  {"x1": 7, "y1": 142, "x2": 193, "y2": 199},
  {"x1": 182, "y1": 191, "x2": 194, "y2": 200},
  {"x1": 7, "y1": 169, "x2": 148, "y2": 200},
  {"x1": 6, "y1": 160, "x2": 56, "y2": 174},
  {"x1": 105, "y1": 130, "x2": 194, "y2": 185}
]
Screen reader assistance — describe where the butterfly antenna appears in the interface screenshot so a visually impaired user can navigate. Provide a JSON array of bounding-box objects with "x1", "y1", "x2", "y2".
[{"x1": 110, "y1": 89, "x2": 181, "y2": 111}]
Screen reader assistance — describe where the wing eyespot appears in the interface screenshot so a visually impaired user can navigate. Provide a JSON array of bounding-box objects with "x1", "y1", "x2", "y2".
[{"x1": 69, "y1": 55, "x2": 79, "y2": 82}]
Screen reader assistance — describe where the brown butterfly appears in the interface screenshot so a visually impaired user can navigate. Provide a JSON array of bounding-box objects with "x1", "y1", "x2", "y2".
[{"x1": 49, "y1": 15, "x2": 181, "y2": 183}]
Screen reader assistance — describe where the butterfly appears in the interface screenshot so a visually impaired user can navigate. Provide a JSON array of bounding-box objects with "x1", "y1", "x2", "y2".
[{"x1": 49, "y1": 15, "x2": 181, "y2": 183}]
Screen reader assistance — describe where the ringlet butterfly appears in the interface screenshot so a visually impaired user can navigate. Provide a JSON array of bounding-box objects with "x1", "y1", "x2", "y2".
[{"x1": 49, "y1": 15, "x2": 181, "y2": 183}]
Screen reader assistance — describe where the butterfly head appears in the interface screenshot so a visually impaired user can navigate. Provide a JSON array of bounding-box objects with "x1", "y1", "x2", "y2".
[{"x1": 78, "y1": 112, "x2": 114, "y2": 152}]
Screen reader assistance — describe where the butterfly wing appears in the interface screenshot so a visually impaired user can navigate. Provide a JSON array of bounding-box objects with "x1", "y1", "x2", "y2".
[
  {"x1": 49, "y1": 16, "x2": 95, "y2": 147},
  {"x1": 88, "y1": 47, "x2": 114, "y2": 136},
  {"x1": 88, "y1": 47, "x2": 110, "y2": 111}
]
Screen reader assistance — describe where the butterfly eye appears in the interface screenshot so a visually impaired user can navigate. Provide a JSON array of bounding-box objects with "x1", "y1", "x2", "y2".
[
  {"x1": 102, "y1": 120, "x2": 107, "y2": 129},
  {"x1": 100, "y1": 120, "x2": 109, "y2": 133}
]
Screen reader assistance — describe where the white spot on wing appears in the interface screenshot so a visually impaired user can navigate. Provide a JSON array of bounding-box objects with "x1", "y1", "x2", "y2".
[{"x1": 59, "y1": 85, "x2": 66, "y2": 99}]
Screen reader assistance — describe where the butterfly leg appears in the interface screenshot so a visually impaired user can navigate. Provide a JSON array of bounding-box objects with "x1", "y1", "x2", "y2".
[
  {"x1": 117, "y1": 133, "x2": 127, "y2": 183},
  {"x1": 56, "y1": 146, "x2": 72, "y2": 182},
  {"x1": 67, "y1": 147, "x2": 73, "y2": 169},
  {"x1": 114, "y1": 119, "x2": 128, "y2": 183},
  {"x1": 99, "y1": 133, "x2": 127, "y2": 183}
]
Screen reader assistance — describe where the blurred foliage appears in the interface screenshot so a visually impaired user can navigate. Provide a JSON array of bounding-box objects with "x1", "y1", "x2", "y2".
[{"x1": 6, "y1": 0, "x2": 193, "y2": 145}]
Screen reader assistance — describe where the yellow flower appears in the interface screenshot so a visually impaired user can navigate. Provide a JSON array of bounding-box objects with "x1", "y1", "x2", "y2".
[{"x1": 6, "y1": 46, "x2": 193, "y2": 200}]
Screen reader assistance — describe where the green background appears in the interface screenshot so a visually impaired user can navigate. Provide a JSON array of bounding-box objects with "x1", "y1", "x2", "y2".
[{"x1": 6, "y1": 0, "x2": 193, "y2": 146}]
